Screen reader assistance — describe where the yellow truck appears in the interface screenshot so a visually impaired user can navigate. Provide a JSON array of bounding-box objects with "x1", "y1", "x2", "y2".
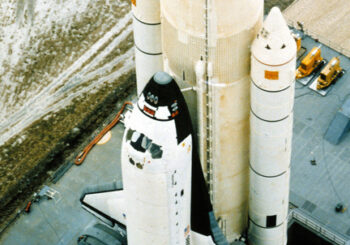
[
  {"x1": 292, "y1": 32, "x2": 307, "y2": 60},
  {"x1": 317, "y1": 57, "x2": 344, "y2": 90},
  {"x1": 296, "y1": 46, "x2": 325, "y2": 79}
]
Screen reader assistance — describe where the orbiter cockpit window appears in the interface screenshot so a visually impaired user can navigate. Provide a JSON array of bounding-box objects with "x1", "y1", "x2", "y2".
[
  {"x1": 141, "y1": 136, "x2": 152, "y2": 150},
  {"x1": 126, "y1": 129, "x2": 163, "y2": 158},
  {"x1": 131, "y1": 131, "x2": 141, "y2": 143},
  {"x1": 126, "y1": 129, "x2": 134, "y2": 141},
  {"x1": 150, "y1": 143, "x2": 163, "y2": 159},
  {"x1": 130, "y1": 131, "x2": 146, "y2": 153}
]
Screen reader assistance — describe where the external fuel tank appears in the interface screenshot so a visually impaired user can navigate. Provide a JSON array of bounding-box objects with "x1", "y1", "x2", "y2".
[{"x1": 161, "y1": 0, "x2": 264, "y2": 241}]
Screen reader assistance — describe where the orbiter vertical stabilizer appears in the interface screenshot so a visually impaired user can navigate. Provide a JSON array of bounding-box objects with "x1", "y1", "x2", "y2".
[{"x1": 248, "y1": 7, "x2": 296, "y2": 245}]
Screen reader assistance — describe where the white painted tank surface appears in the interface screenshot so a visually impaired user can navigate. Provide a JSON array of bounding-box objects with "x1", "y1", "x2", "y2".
[
  {"x1": 132, "y1": 0, "x2": 163, "y2": 94},
  {"x1": 248, "y1": 7, "x2": 296, "y2": 245},
  {"x1": 161, "y1": 0, "x2": 263, "y2": 241}
]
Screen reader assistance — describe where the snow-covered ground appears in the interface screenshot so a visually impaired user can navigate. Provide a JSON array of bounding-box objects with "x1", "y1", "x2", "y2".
[{"x1": 0, "y1": 0, "x2": 133, "y2": 146}]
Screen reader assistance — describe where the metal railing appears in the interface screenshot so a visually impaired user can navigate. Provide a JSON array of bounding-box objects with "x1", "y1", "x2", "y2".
[{"x1": 289, "y1": 209, "x2": 350, "y2": 245}]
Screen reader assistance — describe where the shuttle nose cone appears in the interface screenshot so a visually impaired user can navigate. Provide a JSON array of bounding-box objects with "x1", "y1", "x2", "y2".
[
  {"x1": 142, "y1": 72, "x2": 180, "y2": 108},
  {"x1": 154, "y1": 71, "x2": 172, "y2": 85},
  {"x1": 252, "y1": 7, "x2": 296, "y2": 66},
  {"x1": 139, "y1": 72, "x2": 185, "y2": 121}
]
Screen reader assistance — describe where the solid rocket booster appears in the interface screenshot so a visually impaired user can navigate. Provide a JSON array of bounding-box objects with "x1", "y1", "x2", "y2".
[
  {"x1": 248, "y1": 7, "x2": 296, "y2": 245},
  {"x1": 132, "y1": 0, "x2": 163, "y2": 95},
  {"x1": 161, "y1": 0, "x2": 263, "y2": 241}
]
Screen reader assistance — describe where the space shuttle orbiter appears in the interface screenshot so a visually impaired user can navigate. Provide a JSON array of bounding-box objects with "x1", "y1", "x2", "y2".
[{"x1": 80, "y1": 72, "x2": 228, "y2": 245}]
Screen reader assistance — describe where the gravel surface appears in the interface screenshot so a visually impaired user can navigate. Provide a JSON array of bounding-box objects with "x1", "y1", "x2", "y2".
[{"x1": 284, "y1": 0, "x2": 350, "y2": 56}]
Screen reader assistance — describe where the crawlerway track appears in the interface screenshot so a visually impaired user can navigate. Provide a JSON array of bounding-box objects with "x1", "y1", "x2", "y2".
[{"x1": 0, "y1": 12, "x2": 133, "y2": 145}]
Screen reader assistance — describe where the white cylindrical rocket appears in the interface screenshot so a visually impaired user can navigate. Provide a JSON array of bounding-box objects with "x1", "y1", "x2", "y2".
[
  {"x1": 248, "y1": 7, "x2": 296, "y2": 245},
  {"x1": 132, "y1": 0, "x2": 163, "y2": 95},
  {"x1": 161, "y1": 1, "x2": 263, "y2": 241}
]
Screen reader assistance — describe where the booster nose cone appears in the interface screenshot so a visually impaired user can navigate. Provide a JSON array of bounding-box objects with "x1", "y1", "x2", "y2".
[
  {"x1": 252, "y1": 7, "x2": 296, "y2": 66},
  {"x1": 264, "y1": 7, "x2": 290, "y2": 34},
  {"x1": 154, "y1": 71, "x2": 172, "y2": 85}
]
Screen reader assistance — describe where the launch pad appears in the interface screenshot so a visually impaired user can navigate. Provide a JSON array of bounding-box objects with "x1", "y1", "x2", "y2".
[
  {"x1": 1, "y1": 6, "x2": 350, "y2": 245},
  {"x1": 2, "y1": 28, "x2": 350, "y2": 244},
  {"x1": 288, "y1": 31, "x2": 350, "y2": 244}
]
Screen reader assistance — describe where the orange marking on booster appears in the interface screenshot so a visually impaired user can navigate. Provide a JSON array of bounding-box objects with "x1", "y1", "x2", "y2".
[{"x1": 265, "y1": 70, "x2": 279, "y2": 80}]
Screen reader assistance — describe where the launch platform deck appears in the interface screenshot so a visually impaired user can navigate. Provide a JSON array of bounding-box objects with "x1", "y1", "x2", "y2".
[
  {"x1": 0, "y1": 118, "x2": 129, "y2": 245},
  {"x1": 289, "y1": 30, "x2": 350, "y2": 244},
  {"x1": 1, "y1": 34, "x2": 350, "y2": 245}
]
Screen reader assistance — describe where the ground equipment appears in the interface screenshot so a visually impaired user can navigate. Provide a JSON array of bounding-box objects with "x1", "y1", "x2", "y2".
[
  {"x1": 317, "y1": 57, "x2": 344, "y2": 90},
  {"x1": 296, "y1": 46, "x2": 325, "y2": 79}
]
